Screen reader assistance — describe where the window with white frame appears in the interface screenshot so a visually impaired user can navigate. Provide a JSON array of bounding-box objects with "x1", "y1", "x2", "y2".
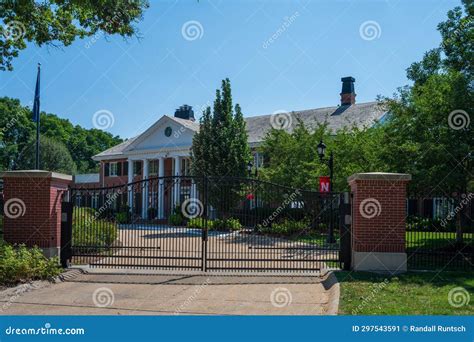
[
  {"x1": 181, "y1": 158, "x2": 191, "y2": 176},
  {"x1": 133, "y1": 161, "x2": 142, "y2": 176},
  {"x1": 149, "y1": 160, "x2": 158, "y2": 176},
  {"x1": 109, "y1": 162, "x2": 118, "y2": 176},
  {"x1": 180, "y1": 184, "x2": 191, "y2": 203},
  {"x1": 254, "y1": 153, "x2": 264, "y2": 168},
  {"x1": 91, "y1": 194, "x2": 99, "y2": 209}
]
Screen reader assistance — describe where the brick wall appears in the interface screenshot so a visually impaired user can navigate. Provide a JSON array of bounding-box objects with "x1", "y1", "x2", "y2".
[
  {"x1": 348, "y1": 173, "x2": 411, "y2": 254},
  {"x1": 1, "y1": 171, "x2": 71, "y2": 256}
]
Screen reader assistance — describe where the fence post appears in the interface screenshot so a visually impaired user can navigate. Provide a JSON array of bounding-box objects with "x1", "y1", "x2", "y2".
[
  {"x1": 348, "y1": 172, "x2": 411, "y2": 273},
  {"x1": 339, "y1": 192, "x2": 352, "y2": 270},
  {"x1": 60, "y1": 200, "x2": 73, "y2": 267}
]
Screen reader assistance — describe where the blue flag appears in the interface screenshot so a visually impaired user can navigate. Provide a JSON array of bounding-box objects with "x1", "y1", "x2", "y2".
[{"x1": 32, "y1": 63, "x2": 40, "y2": 122}]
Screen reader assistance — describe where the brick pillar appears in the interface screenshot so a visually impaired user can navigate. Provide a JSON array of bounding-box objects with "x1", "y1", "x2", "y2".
[
  {"x1": 348, "y1": 172, "x2": 411, "y2": 273},
  {"x1": 0, "y1": 170, "x2": 72, "y2": 258}
]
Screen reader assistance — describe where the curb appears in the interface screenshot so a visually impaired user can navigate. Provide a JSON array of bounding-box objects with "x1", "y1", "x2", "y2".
[
  {"x1": 322, "y1": 271, "x2": 340, "y2": 315},
  {"x1": 55, "y1": 268, "x2": 86, "y2": 283}
]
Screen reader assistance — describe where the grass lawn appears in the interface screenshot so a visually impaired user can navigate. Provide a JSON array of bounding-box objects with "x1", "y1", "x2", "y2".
[
  {"x1": 292, "y1": 232, "x2": 340, "y2": 246},
  {"x1": 336, "y1": 271, "x2": 474, "y2": 315},
  {"x1": 406, "y1": 231, "x2": 473, "y2": 250}
]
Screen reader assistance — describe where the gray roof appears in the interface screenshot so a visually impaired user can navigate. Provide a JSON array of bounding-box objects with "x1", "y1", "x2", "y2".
[
  {"x1": 93, "y1": 101, "x2": 387, "y2": 159},
  {"x1": 93, "y1": 136, "x2": 138, "y2": 159},
  {"x1": 245, "y1": 101, "x2": 386, "y2": 144}
]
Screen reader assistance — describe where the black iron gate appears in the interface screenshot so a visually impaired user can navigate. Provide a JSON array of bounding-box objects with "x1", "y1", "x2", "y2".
[{"x1": 64, "y1": 176, "x2": 349, "y2": 273}]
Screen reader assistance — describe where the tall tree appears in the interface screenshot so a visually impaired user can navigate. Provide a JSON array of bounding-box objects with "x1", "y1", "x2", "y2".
[
  {"x1": 0, "y1": 97, "x2": 122, "y2": 173},
  {"x1": 381, "y1": 0, "x2": 473, "y2": 244},
  {"x1": 0, "y1": 0, "x2": 149, "y2": 71},
  {"x1": 191, "y1": 79, "x2": 251, "y2": 214},
  {"x1": 191, "y1": 79, "x2": 250, "y2": 179},
  {"x1": 16, "y1": 135, "x2": 77, "y2": 174}
]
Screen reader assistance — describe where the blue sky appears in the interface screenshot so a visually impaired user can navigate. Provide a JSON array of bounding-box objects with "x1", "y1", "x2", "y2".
[{"x1": 0, "y1": 0, "x2": 460, "y2": 139}]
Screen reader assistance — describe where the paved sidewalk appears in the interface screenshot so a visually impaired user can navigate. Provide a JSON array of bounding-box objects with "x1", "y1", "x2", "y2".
[{"x1": 0, "y1": 269, "x2": 339, "y2": 315}]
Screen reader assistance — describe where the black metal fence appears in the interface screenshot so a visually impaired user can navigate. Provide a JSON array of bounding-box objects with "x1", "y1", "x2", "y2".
[
  {"x1": 406, "y1": 194, "x2": 473, "y2": 271},
  {"x1": 66, "y1": 176, "x2": 345, "y2": 273}
]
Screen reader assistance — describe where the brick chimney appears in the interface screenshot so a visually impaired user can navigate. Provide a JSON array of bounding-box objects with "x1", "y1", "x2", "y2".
[
  {"x1": 174, "y1": 104, "x2": 195, "y2": 121},
  {"x1": 340, "y1": 77, "x2": 356, "y2": 106}
]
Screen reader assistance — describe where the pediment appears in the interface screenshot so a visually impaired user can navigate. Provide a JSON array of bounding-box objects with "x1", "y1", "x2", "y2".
[{"x1": 124, "y1": 116, "x2": 195, "y2": 152}]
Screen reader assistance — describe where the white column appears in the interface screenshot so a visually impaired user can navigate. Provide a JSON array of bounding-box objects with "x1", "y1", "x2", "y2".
[
  {"x1": 141, "y1": 159, "x2": 149, "y2": 219},
  {"x1": 127, "y1": 159, "x2": 133, "y2": 212},
  {"x1": 173, "y1": 156, "x2": 181, "y2": 208},
  {"x1": 158, "y1": 157, "x2": 165, "y2": 219},
  {"x1": 191, "y1": 179, "x2": 197, "y2": 199}
]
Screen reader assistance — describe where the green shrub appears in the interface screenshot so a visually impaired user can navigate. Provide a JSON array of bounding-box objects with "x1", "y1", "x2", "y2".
[
  {"x1": 225, "y1": 218, "x2": 242, "y2": 231},
  {"x1": 168, "y1": 205, "x2": 184, "y2": 226},
  {"x1": 0, "y1": 244, "x2": 61, "y2": 285},
  {"x1": 78, "y1": 207, "x2": 97, "y2": 217},
  {"x1": 115, "y1": 212, "x2": 129, "y2": 224},
  {"x1": 259, "y1": 219, "x2": 308, "y2": 236},
  {"x1": 72, "y1": 207, "x2": 118, "y2": 252},
  {"x1": 211, "y1": 218, "x2": 242, "y2": 231},
  {"x1": 187, "y1": 217, "x2": 211, "y2": 229},
  {"x1": 187, "y1": 217, "x2": 242, "y2": 231},
  {"x1": 169, "y1": 213, "x2": 183, "y2": 226}
]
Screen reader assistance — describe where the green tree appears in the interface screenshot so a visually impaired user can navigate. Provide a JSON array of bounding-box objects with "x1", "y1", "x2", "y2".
[
  {"x1": 191, "y1": 79, "x2": 250, "y2": 178},
  {"x1": 406, "y1": 0, "x2": 473, "y2": 84},
  {"x1": 16, "y1": 135, "x2": 77, "y2": 174},
  {"x1": 381, "y1": 0, "x2": 473, "y2": 244},
  {"x1": 0, "y1": 0, "x2": 149, "y2": 71},
  {"x1": 0, "y1": 97, "x2": 34, "y2": 170},
  {"x1": 259, "y1": 120, "x2": 387, "y2": 191},
  {"x1": 191, "y1": 79, "x2": 251, "y2": 214},
  {"x1": 0, "y1": 96, "x2": 122, "y2": 173}
]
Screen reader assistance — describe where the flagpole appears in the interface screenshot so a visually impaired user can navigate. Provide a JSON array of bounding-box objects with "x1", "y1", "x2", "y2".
[
  {"x1": 34, "y1": 63, "x2": 41, "y2": 170},
  {"x1": 35, "y1": 105, "x2": 40, "y2": 169}
]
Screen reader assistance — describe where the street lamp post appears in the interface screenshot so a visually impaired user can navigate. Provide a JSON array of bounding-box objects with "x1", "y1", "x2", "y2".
[{"x1": 317, "y1": 139, "x2": 336, "y2": 244}]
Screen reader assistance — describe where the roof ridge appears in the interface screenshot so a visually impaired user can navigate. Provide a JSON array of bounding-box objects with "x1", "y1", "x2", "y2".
[{"x1": 244, "y1": 101, "x2": 380, "y2": 120}]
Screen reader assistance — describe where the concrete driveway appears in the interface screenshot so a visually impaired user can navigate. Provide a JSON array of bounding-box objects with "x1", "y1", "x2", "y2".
[{"x1": 0, "y1": 268, "x2": 339, "y2": 315}]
